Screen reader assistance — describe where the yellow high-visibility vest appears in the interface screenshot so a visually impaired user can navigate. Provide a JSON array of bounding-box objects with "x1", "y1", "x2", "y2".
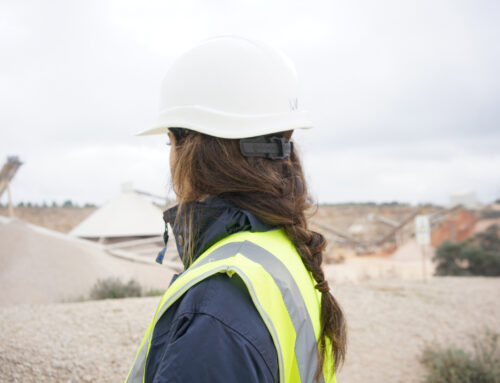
[{"x1": 125, "y1": 228, "x2": 336, "y2": 383}]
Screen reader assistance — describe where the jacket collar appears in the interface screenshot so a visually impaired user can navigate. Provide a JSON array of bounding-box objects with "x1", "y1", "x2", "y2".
[{"x1": 162, "y1": 195, "x2": 275, "y2": 268}]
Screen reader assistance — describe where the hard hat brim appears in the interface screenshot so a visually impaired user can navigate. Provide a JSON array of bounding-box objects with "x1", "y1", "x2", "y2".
[{"x1": 136, "y1": 106, "x2": 313, "y2": 139}]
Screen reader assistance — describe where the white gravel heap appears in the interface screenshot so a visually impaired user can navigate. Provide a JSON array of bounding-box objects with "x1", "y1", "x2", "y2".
[{"x1": 0, "y1": 218, "x2": 173, "y2": 306}]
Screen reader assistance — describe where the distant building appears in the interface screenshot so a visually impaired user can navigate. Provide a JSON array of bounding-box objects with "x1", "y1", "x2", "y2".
[{"x1": 449, "y1": 191, "x2": 480, "y2": 209}]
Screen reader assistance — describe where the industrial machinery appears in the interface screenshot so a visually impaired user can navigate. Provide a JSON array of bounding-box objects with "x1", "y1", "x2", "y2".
[{"x1": 0, "y1": 156, "x2": 23, "y2": 217}]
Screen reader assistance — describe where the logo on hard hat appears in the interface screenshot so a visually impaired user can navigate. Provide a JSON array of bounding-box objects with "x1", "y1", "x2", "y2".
[{"x1": 289, "y1": 98, "x2": 298, "y2": 111}]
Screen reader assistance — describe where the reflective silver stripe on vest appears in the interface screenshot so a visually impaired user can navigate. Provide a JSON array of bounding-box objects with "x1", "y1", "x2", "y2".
[
  {"x1": 126, "y1": 332, "x2": 148, "y2": 382},
  {"x1": 189, "y1": 240, "x2": 324, "y2": 383},
  {"x1": 240, "y1": 241, "x2": 323, "y2": 383}
]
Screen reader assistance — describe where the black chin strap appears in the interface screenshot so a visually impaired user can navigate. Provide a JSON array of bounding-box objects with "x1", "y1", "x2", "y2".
[{"x1": 239, "y1": 136, "x2": 293, "y2": 160}]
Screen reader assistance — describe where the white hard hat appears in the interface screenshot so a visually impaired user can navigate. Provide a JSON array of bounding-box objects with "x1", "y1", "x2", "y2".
[{"x1": 137, "y1": 36, "x2": 313, "y2": 139}]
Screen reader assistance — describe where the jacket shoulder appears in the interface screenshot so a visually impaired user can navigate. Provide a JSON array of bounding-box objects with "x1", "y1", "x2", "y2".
[{"x1": 147, "y1": 273, "x2": 279, "y2": 383}]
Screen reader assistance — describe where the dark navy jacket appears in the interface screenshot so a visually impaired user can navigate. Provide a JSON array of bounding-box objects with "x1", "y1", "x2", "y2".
[{"x1": 145, "y1": 196, "x2": 279, "y2": 383}]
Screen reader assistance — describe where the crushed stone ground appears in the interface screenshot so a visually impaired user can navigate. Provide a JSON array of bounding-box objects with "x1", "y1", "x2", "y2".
[{"x1": 1, "y1": 277, "x2": 499, "y2": 383}]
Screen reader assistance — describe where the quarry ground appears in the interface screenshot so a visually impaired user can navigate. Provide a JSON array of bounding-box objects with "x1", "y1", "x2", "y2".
[{"x1": 1, "y1": 277, "x2": 499, "y2": 383}]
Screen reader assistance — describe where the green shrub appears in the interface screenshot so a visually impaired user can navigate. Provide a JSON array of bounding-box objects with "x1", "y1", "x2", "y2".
[
  {"x1": 89, "y1": 278, "x2": 142, "y2": 300},
  {"x1": 86, "y1": 278, "x2": 165, "y2": 300},
  {"x1": 481, "y1": 211, "x2": 500, "y2": 219},
  {"x1": 420, "y1": 329, "x2": 500, "y2": 383},
  {"x1": 466, "y1": 248, "x2": 500, "y2": 277},
  {"x1": 471, "y1": 225, "x2": 500, "y2": 254},
  {"x1": 433, "y1": 225, "x2": 500, "y2": 276},
  {"x1": 143, "y1": 288, "x2": 164, "y2": 297},
  {"x1": 434, "y1": 242, "x2": 471, "y2": 276}
]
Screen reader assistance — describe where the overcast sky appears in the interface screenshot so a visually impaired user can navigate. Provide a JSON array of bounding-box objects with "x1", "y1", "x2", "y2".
[{"x1": 1, "y1": 0, "x2": 499, "y2": 206}]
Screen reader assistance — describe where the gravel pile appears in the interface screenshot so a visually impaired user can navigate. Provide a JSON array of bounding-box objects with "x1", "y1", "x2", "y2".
[
  {"x1": 1, "y1": 277, "x2": 499, "y2": 382},
  {"x1": 0, "y1": 218, "x2": 173, "y2": 306}
]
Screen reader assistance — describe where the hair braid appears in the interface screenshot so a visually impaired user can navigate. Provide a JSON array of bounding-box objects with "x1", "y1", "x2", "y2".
[{"x1": 281, "y1": 186, "x2": 346, "y2": 379}]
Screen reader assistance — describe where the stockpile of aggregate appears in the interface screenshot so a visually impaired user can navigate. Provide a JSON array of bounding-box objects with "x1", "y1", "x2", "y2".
[{"x1": 0, "y1": 218, "x2": 173, "y2": 306}]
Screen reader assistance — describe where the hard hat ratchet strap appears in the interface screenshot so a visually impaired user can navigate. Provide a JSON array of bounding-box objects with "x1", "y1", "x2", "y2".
[{"x1": 239, "y1": 136, "x2": 293, "y2": 160}]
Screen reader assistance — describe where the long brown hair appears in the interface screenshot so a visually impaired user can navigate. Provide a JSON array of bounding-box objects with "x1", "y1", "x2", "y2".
[{"x1": 170, "y1": 130, "x2": 347, "y2": 379}]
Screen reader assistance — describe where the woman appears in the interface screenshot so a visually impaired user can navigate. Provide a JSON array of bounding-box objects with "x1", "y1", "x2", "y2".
[{"x1": 126, "y1": 37, "x2": 346, "y2": 383}]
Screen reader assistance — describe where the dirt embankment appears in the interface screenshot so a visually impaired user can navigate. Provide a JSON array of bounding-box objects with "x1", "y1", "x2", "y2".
[{"x1": 1, "y1": 277, "x2": 499, "y2": 383}]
